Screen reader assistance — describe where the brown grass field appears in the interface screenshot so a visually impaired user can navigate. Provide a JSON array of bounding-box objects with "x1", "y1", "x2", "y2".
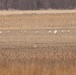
[
  {"x1": 0, "y1": 10, "x2": 76, "y2": 75},
  {"x1": 0, "y1": 10, "x2": 76, "y2": 30},
  {"x1": 0, "y1": 46, "x2": 76, "y2": 75}
]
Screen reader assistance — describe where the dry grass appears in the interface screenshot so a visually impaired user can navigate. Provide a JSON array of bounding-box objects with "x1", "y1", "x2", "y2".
[
  {"x1": 0, "y1": 63, "x2": 76, "y2": 75},
  {"x1": 0, "y1": 10, "x2": 76, "y2": 30},
  {"x1": 0, "y1": 10, "x2": 76, "y2": 15},
  {"x1": 0, "y1": 10, "x2": 76, "y2": 75},
  {"x1": 0, "y1": 46, "x2": 76, "y2": 75}
]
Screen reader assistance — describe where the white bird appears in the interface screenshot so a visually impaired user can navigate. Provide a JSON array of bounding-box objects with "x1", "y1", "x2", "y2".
[
  {"x1": 0, "y1": 31, "x2": 2, "y2": 34},
  {"x1": 48, "y1": 31, "x2": 51, "y2": 33},
  {"x1": 54, "y1": 30, "x2": 57, "y2": 34},
  {"x1": 35, "y1": 31, "x2": 39, "y2": 34},
  {"x1": 7, "y1": 31, "x2": 10, "y2": 32},
  {"x1": 24, "y1": 31, "x2": 26, "y2": 32},
  {"x1": 68, "y1": 30, "x2": 70, "y2": 32},
  {"x1": 61, "y1": 30, "x2": 64, "y2": 32}
]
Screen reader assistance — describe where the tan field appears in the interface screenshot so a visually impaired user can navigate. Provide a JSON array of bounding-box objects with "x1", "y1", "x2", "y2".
[
  {"x1": 0, "y1": 47, "x2": 76, "y2": 75},
  {"x1": 0, "y1": 10, "x2": 76, "y2": 30},
  {"x1": 0, "y1": 10, "x2": 76, "y2": 75}
]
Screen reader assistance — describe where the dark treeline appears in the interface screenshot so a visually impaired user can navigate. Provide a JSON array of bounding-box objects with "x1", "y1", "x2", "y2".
[{"x1": 0, "y1": 0, "x2": 76, "y2": 10}]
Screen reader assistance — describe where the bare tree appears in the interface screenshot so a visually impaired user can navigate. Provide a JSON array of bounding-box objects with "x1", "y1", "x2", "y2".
[{"x1": 0, "y1": 0, "x2": 76, "y2": 10}]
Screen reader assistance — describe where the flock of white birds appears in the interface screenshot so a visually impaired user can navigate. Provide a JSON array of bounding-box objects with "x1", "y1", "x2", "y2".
[
  {"x1": 0, "y1": 29, "x2": 70, "y2": 34},
  {"x1": 0, "y1": 29, "x2": 73, "y2": 48}
]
